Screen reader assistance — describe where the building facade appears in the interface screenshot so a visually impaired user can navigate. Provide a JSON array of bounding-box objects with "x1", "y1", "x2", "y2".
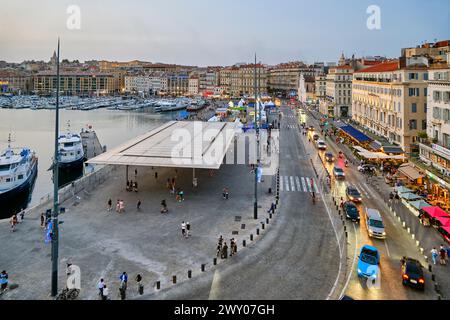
[
  {"x1": 352, "y1": 59, "x2": 429, "y2": 154},
  {"x1": 325, "y1": 65, "x2": 354, "y2": 118},
  {"x1": 188, "y1": 76, "x2": 199, "y2": 96}
]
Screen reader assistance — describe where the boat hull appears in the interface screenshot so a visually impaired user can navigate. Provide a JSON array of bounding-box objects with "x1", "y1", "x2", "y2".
[
  {"x1": 0, "y1": 159, "x2": 38, "y2": 219},
  {"x1": 58, "y1": 156, "x2": 84, "y2": 188}
]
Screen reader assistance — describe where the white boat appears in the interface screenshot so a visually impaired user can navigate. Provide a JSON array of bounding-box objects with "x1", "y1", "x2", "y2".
[
  {"x1": 58, "y1": 122, "x2": 85, "y2": 169},
  {"x1": 0, "y1": 134, "x2": 38, "y2": 217}
]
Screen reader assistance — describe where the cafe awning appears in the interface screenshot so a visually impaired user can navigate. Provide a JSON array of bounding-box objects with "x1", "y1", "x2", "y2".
[
  {"x1": 397, "y1": 163, "x2": 424, "y2": 181},
  {"x1": 422, "y1": 206, "x2": 449, "y2": 219},
  {"x1": 395, "y1": 186, "x2": 413, "y2": 194},
  {"x1": 435, "y1": 216, "x2": 450, "y2": 227},
  {"x1": 410, "y1": 200, "x2": 432, "y2": 210},
  {"x1": 339, "y1": 125, "x2": 372, "y2": 143},
  {"x1": 382, "y1": 146, "x2": 404, "y2": 155},
  {"x1": 400, "y1": 192, "x2": 423, "y2": 201}
]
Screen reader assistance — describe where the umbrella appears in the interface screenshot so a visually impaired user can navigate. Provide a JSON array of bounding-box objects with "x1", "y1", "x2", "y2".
[
  {"x1": 395, "y1": 186, "x2": 413, "y2": 194},
  {"x1": 409, "y1": 200, "x2": 432, "y2": 210},
  {"x1": 400, "y1": 192, "x2": 422, "y2": 201}
]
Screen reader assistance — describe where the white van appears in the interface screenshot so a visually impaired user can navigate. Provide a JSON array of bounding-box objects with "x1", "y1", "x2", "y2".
[{"x1": 365, "y1": 208, "x2": 386, "y2": 239}]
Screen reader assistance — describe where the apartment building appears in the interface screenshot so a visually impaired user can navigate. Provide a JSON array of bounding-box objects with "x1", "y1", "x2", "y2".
[
  {"x1": 352, "y1": 58, "x2": 430, "y2": 154},
  {"x1": 0, "y1": 71, "x2": 33, "y2": 94},
  {"x1": 316, "y1": 75, "x2": 328, "y2": 114},
  {"x1": 188, "y1": 76, "x2": 199, "y2": 96},
  {"x1": 402, "y1": 40, "x2": 450, "y2": 61},
  {"x1": 325, "y1": 65, "x2": 354, "y2": 118},
  {"x1": 34, "y1": 71, "x2": 118, "y2": 96},
  {"x1": 298, "y1": 74, "x2": 316, "y2": 104},
  {"x1": 267, "y1": 62, "x2": 304, "y2": 97},
  {"x1": 165, "y1": 73, "x2": 189, "y2": 96}
]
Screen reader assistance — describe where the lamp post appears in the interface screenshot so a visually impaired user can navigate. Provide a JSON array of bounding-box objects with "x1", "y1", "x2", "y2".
[
  {"x1": 253, "y1": 54, "x2": 259, "y2": 220},
  {"x1": 51, "y1": 38, "x2": 60, "y2": 297}
]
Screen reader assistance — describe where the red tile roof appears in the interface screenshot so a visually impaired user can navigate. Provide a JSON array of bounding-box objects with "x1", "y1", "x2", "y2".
[{"x1": 355, "y1": 60, "x2": 399, "y2": 73}]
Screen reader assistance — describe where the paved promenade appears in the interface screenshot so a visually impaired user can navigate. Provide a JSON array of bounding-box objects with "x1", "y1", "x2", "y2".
[{"x1": 0, "y1": 152, "x2": 277, "y2": 299}]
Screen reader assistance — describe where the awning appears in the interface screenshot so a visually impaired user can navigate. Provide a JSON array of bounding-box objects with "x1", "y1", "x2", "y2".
[
  {"x1": 409, "y1": 200, "x2": 432, "y2": 210},
  {"x1": 400, "y1": 192, "x2": 422, "y2": 201},
  {"x1": 395, "y1": 186, "x2": 413, "y2": 194},
  {"x1": 339, "y1": 125, "x2": 372, "y2": 143},
  {"x1": 435, "y1": 216, "x2": 450, "y2": 227},
  {"x1": 370, "y1": 141, "x2": 383, "y2": 151},
  {"x1": 397, "y1": 164, "x2": 424, "y2": 181},
  {"x1": 422, "y1": 206, "x2": 449, "y2": 219},
  {"x1": 382, "y1": 146, "x2": 404, "y2": 154}
]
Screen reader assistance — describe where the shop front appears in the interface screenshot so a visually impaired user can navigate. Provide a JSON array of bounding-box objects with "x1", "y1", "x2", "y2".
[{"x1": 423, "y1": 171, "x2": 450, "y2": 212}]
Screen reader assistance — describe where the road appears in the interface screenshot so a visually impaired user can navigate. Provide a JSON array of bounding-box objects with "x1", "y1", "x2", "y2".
[
  {"x1": 142, "y1": 105, "x2": 344, "y2": 300},
  {"x1": 303, "y1": 107, "x2": 436, "y2": 300}
]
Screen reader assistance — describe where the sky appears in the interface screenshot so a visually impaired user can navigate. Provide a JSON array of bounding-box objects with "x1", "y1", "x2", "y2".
[{"x1": 0, "y1": 0, "x2": 449, "y2": 66}]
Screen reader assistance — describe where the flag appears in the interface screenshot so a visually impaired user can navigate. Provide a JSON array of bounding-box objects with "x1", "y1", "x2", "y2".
[{"x1": 257, "y1": 166, "x2": 263, "y2": 183}]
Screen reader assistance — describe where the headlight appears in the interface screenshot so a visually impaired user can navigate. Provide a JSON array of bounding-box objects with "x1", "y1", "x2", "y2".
[
  {"x1": 382, "y1": 232, "x2": 386, "y2": 236},
  {"x1": 349, "y1": 196, "x2": 354, "y2": 200},
  {"x1": 369, "y1": 230, "x2": 374, "y2": 235}
]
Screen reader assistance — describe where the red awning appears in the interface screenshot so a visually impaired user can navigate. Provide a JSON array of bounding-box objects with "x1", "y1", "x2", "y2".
[
  {"x1": 422, "y1": 206, "x2": 449, "y2": 219},
  {"x1": 435, "y1": 216, "x2": 450, "y2": 227}
]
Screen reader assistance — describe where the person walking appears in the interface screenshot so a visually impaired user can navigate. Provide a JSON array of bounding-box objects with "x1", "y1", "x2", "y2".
[
  {"x1": 217, "y1": 235, "x2": 223, "y2": 257},
  {"x1": 439, "y1": 245, "x2": 447, "y2": 265},
  {"x1": 40, "y1": 213, "x2": 45, "y2": 229},
  {"x1": 268, "y1": 203, "x2": 275, "y2": 214},
  {"x1": 181, "y1": 221, "x2": 186, "y2": 238},
  {"x1": 154, "y1": 171, "x2": 158, "y2": 180},
  {"x1": 97, "y1": 278, "x2": 105, "y2": 299},
  {"x1": 223, "y1": 187, "x2": 229, "y2": 200},
  {"x1": 136, "y1": 274, "x2": 144, "y2": 295},
  {"x1": 161, "y1": 200, "x2": 168, "y2": 213},
  {"x1": 431, "y1": 247, "x2": 439, "y2": 265},
  {"x1": 102, "y1": 285, "x2": 109, "y2": 300},
  {"x1": 116, "y1": 199, "x2": 120, "y2": 212},
  {"x1": 119, "y1": 272, "x2": 128, "y2": 300},
  {"x1": 230, "y1": 239, "x2": 235, "y2": 257},
  {"x1": 137, "y1": 200, "x2": 142, "y2": 211},
  {"x1": 221, "y1": 242, "x2": 228, "y2": 259},
  {"x1": 186, "y1": 222, "x2": 190, "y2": 238},
  {"x1": 107, "y1": 199, "x2": 112, "y2": 212},
  {"x1": 0, "y1": 270, "x2": 8, "y2": 294},
  {"x1": 10, "y1": 215, "x2": 16, "y2": 232}
]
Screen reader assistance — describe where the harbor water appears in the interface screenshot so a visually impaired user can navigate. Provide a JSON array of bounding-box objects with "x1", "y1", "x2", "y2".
[{"x1": 0, "y1": 108, "x2": 183, "y2": 212}]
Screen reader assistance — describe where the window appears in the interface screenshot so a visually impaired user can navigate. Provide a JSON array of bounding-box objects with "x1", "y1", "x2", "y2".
[
  {"x1": 423, "y1": 73, "x2": 429, "y2": 81},
  {"x1": 18, "y1": 174, "x2": 24, "y2": 180},
  {"x1": 424, "y1": 88, "x2": 428, "y2": 97},
  {"x1": 409, "y1": 120, "x2": 417, "y2": 130},
  {"x1": 409, "y1": 73, "x2": 419, "y2": 80},
  {"x1": 422, "y1": 120, "x2": 427, "y2": 130},
  {"x1": 424, "y1": 103, "x2": 427, "y2": 113},
  {"x1": 433, "y1": 107, "x2": 442, "y2": 119},
  {"x1": 411, "y1": 103, "x2": 417, "y2": 113}
]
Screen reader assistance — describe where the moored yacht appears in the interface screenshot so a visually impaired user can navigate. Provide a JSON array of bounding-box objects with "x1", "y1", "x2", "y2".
[
  {"x1": 58, "y1": 122, "x2": 85, "y2": 169},
  {"x1": 0, "y1": 135, "x2": 38, "y2": 216}
]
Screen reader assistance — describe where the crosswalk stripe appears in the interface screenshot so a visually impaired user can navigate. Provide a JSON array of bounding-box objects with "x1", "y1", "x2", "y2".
[
  {"x1": 295, "y1": 176, "x2": 301, "y2": 192},
  {"x1": 280, "y1": 176, "x2": 284, "y2": 192},
  {"x1": 285, "y1": 177, "x2": 290, "y2": 192},
  {"x1": 290, "y1": 176, "x2": 296, "y2": 192},
  {"x1": 306, "y1": 179, "x2": 312, "y2": 193},
  {"x1": 301, "y1": 177, "x2": 307, "y2": 192}
]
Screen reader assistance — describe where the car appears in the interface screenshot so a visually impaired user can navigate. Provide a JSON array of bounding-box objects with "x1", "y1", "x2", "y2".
[
  {"x1": 358, "y1": 164, "x2": 377, "y2": 174},
  {"x1": 313, "y1": 133, "x2": 320, "y2": 141},
  {"x1": 308, "y1": 126, "x2": 315, "y2": 131},
  {"x1": 316, "y1": 140, "x2": 327, "y2": 150},
  {"x1": 401, "y1": 257, "x2": 425, "y2": 290},
  {"x1": 365, "y1": 208, "x2": 386, "y2": 239},
  {"x1": 324, "y1": 152, "x2": 334, "y2": 162},
  {"x1": 343, "y1": 202, "x2": 360, "y2": 223},
  {"x1": 357, "y1": 245, "x2": 380, "y2": 280},
  {"x1": 333, "y1": 166, "x2": 345, "y2": 179},
  {"x1": 346, "y1": 186, "x2": 362, "y2": 203}
]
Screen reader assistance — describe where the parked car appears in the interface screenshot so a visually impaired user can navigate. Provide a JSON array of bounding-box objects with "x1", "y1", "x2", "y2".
[
  {"x1": 333, "y1": 166, "x2": 345, "y2": 179},
  {"x1": 316, "y1": 140, "x2": 327, "y2": 150},
  {"x1": 401, "y1": 257, "x2": 425, "y2": 291},
  {"x1": 325, "y1": 152, "x2": 334, "y2": 162},
  {"x1": 357, "y1": 245, "x2": 380, "y2": 279},
  {"x1": 358, "y1": 164, "x2": 377, "y2": 174},
  {"x1": 365, "y1": 208, "x2": 386, "y2": 239},
  {"x1": 343, "y1": 202, "x2": 360, "y2": 223},
  {"x1": 346, "y1": 186, "x2": 362, "y2": 203}
]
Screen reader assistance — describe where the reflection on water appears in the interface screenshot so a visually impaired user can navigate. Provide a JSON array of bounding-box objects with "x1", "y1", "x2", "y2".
[{"x1": 0, "y1": 108, "x2": 170, "y2": 208}]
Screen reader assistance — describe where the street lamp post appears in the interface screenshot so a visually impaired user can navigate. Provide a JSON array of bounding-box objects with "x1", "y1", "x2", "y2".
[
  {"x1": 51, "y1": 38, "x2": 61, "y2": 297},
  {"x1": 253, "y1": 54, "x2": 259, "y2": 220}
]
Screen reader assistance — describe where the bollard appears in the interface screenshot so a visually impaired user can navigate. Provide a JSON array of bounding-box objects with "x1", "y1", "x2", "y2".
[
  {"x1": 438, "y1": 295, "x2": 442, "y2": 300},
  {"x1": 173, "y1": 276, "x2": 177, "y2": 284},
  {"x1": 188, "y1": 270, "x2": 192, "y2": 279},
  {"x1": 429, "y1": 264, "x2": 432, "y2": 272},
  {"x1": 201, "y1": 264, "x2": 206, "y2": 272},
  {"x1": 156, "y1": 281, "x2": 160, "y2": 290},
  {"x1": 432, "y1": 274, "x2": 436, "y2": 282},
  {"x1": 250, "y1": 234, "x2": 254, "y2": 241},
  {"x1": 270, "y1": 213, "x2": 273, "y2": 219},
  {"x1": 345, "y1": 231, "x2": 348, "y2": 238},
  {"x1": 257, "y1": 228, "x2": 260, "y2": 235},
  {"x1": 424, "y1": 256, "x2": 428, "y2": 263},
  {"x1": 407, "y1": 227, "x2": 410, "y2": 234},
  {"x1": 266, "y1": 218, "x2": 269, "y2": 224},
  {"x1": 411, "y1": 234, "x2": 415, "y2": 240},
  {"x1": 420, "y1": 248, "x2": 424, "y2": 254},
  {"x1": 268, "y1": 188, "x2": 272, "y2": 194},
  {"x1": 213, "y1": 258, "x2": 217, "y2": 266},
  {"x1": 402, "y1": 221, "x2": 406, "y2": 228},
  {"x1": 262, "y1": 223, "x2": 265, "y2": 230},
  {"x1": 344, "y1": 226, "x2": 347, "y2": 232},
  {"x1": 243, "y1": 240, "x2": 246, "y2": 247},
  {"x1": 435, "y1": 283, "x2": 440, "y2": 293},
  {"x1": 342, "y1": 220, "x2": 345, "y2": 226}
]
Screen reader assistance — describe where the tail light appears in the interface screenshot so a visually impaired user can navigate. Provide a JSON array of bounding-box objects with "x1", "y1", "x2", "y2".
[
  {"x1": 418, "y1": 278, "x2": 425, "y2": 284},
  {"x1": 402, "y1": 274, "x2": 409, "y2": 280}
]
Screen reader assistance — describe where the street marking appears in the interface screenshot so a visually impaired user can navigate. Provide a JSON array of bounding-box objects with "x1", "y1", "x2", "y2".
[
  {"x1": 290, "y1": 176, "x2": 296, "y2": 192},
  {"x1": 280, "y1": 176, "x2": 284, "y2": 192},
  {"x1": 301, "y1": 177, "x2": 307, "y2": 192},
  {"x1": 384, "y1": 239, "x2": 391, "y2": 258},
  {"x1": 285, "y1": 177, "x2": 290, "y2": 192},
  {"x1": 295, "y1": 176, "x2": 301, "y2": 192},
  {"x1": 339, "y1": 223, "x2": 359, "y2": 299}
]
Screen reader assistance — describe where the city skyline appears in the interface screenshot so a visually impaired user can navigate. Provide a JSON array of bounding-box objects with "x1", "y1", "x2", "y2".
[{"x1": 1, "y1": 0, "x2": 449, "y2": 65}]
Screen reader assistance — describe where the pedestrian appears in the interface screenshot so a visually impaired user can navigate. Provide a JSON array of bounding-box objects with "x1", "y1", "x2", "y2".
[
  {"x1": 97, "y1": 278, "x2": 105, "y2": 298},
  {"x1": 161, "y1": 199, "x2": 168, "y2": 213},
  {"x1": 19, "y1": 210, "x2": 24, "y2": 222},
  {"x1": 119, "y1": 272, "x2": 128, "y2": 293},
  {"x1": 40, "y1": 213, "x2": 45, "y2": 229},
  {"x1": 223, "y1": 187, "x2": 229, "y2": 200},
  {"x1": 137, "y1": 199, "x2": 142, "y2": 211},
  {"x1": 134, "y1": 169, "x2": 138, "y2": 178},
  {"x1": 102, "y1": 285, "x2": 109, "y2": 300},
  {"x1": 126, "y1": 180, "x2": 131, "y2": 192},
  {"x1": 167, "y1": 179, "x2": 172, "y2": 192},
  {"x1": 431, "y1": 247, "x2": 439, "y2": 265},
  {"x1": 116, "y1": 199, "x2": 120, "y2": 212},
  {"x1": 181, "y1": 221, "x2": 186, "y2": 238},
  {"x1": 186, "y1": 221, "x2": 190, "y2": 238},
  {"x1": 0, "y1": 270, "x2": 8, "y2": 293},
  {"x1": 439, "y1": 245, "x2": 447, "y2": 265},
  {"x1": 133, "y1": 181, "x2": 138, "y2": 193},
  {"x1": 389, "y1": 192, "x2": 394, "y2": 203},
  {"x1": 155, "y1": 171, "x2": 158, "y2": 179},
  {"x1": 394, "y1": 192, "x2": 400, "y2": 203},
  {"x1": 10, "y1": 215, "x2": 16, "y2": 232},
  {"x1": 136, "y1": 274, "x2": 144, "y2": 295},
  {"x1": 107, "y1": 198, "x2": 112, "y2": 212},
  {"x1": 268, "y1": 203, "x2": 275, "y2": 214},
  {"x1": 221, "y1": 242, "x2": 228, "y2": 259},
  {"x1": 179, "y1": 189, "x2": 184, "y2": 202}
]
